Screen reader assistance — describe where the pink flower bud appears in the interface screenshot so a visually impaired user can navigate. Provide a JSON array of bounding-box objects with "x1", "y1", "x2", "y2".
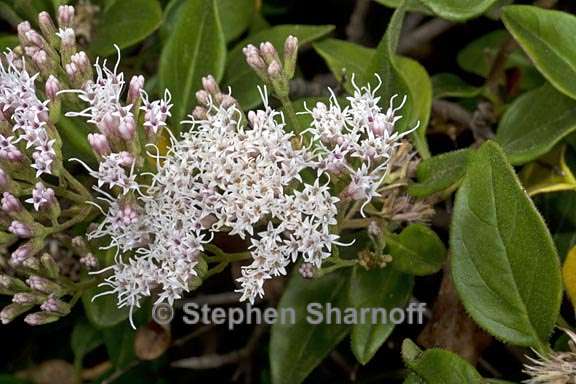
[
  {"x1": 38, "y1": 11, "x2": 57, "y2": 43},
  {"x1": 80, "y1": 253, "x2": 98, "y2": 269},
  {"x1": 25, "y1": 30, "x2": 45, "y2": 48},
  {"x1": 1, "y1": 192, "x2": 22, "y2": 214},
  {"x1": 24, "y1": 312, "x2": 59, "y2": 325},
  {"x1": 195, "y1": 90, "x2": 210, "y2": 106},
  {"x1": 17, "y1": 21, "x2": 32, "y2": 44},
  {"x1": 1, "y1": 303, "x2": 32, "y2": 324},
  {"x1": 57, "y1": 5, "x2": 75, "y2": 28},
  {"x1": 284, "y1": 35, "x2": 298, "y2": 56},
  {"x1": 26, "y1": 276, "x2": 62, "y2": 295},
  {"x1": 8, "y1": 221, "x2": 32, "y2": 238},
  {"x1": 267, "y1": 60, "x2": 282, "y2": 78},
  {"x1": 101, "y1": 113, "x2": 120, "y2": 136},
  {"x1": 45, "y1": 75, "x2": 60, "y2": 101},
  {"x1": 57, "y1": 28, "x2": 75, "y2": 48},
  {"x1": 202, "y1": 75, "x2": 220, "y2": 95},
  {"x1": 0, "y1": 168, "x2": 8, "y2": 189},
  {"x1": 11, "y1": 243, "x2": 32, "y2": 265},
  {"x1": 128, "y1": 75, "x2": 144, "y2": 105},
  {"x1": 117, "y1": 151, "x2": 135, "y2": 167},
  {"x1": 117, "y1": 116, "x2": 136, "y2": 141},
  {"x1": 192, "y1": 106, "x2": 208, "y2": 120},
  {"x1": 13, "y1": 292, "x2": 45, "y2": 305},
  {"x1": 40, "y1": 296, "x2": 70, "y2": 315},
  {"x1": 87, "y1": 133, "x2": 111, "y2": 156}
]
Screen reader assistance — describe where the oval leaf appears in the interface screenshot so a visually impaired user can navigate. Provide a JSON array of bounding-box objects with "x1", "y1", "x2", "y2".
[
  {"x1": 160, "y1": 0, "x2": 226, "y2": 125},
  {"x1": 451, "y1": 141, "x2": 562, "y2": 348},
  {"x1": 406, "y1": 347, "x2": 483, "y2": 384},
  {"x1": 388, "y1": 224, "x2": 447, "y2": 276},
  {"x1": 419, "y1": 0, "x2": 498, "y2": 21},
  {"x1": 502, "y1": 6, "x2": 576, "y2": 100},
  {"x1": 408, "y1": 149, "x2": 472, "y2": 197},
  {"x1": 350, "y1": 266, "x2": 413, "y2": 364},
  {"x1": 269, "y1": 270, "x2": 351, "y2": 384},
  {"x1": 90, "y1": 0, "x2": 162, "y2": 56},
  {"x1": 496, "y1": 83, "x2": 576, "y2": 165}
]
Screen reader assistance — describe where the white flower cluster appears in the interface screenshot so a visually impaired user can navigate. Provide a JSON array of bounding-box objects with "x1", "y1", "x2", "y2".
[
  {"x1": 90, "y1": 89, "x2": 344, "y2": 320},
  {"x1": 303, "y1": 75, "x2": 417, "y2": 214},
  {"x1": 0, "y1": 52, "x2": 55, "y2": 176}
]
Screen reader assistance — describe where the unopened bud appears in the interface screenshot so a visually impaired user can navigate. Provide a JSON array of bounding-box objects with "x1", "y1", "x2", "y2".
[
  {"x1": 45, "y1": 75, "x2": 60, "y2": 101},
  {"x1": 17, "y1": 21, "x2": 32, "y2": 45},
  {"x1": 40, "y1": 295, "x2": 70, "y2": 315},
  {"x1": 1, "y1": 192, "x2": 22, "y2": 214},
  {"x1": 40, "y1": 253, "x2": 60, "y2": 278},
  {"x1": 0, "y1": 303, "x2": 33, "y2": 324},
  {"x1": 283, "y1": 35, "x2": 298, "y2": 79},
  {"x1": 0, "y1": 274, "x2": 28, "y2": 292},
  {"x1": 80, "y1": 253, "x2": 98, "y2": 269},
  {"x1": 13, "y1": 292, "x2": 46, "y2": 305},
  {"x1": 11, "y1": 243, "x2": 32, "y2": 265},
  {"x1": 267, "y1": 60, "x2": 282, "y2": 79},
  {"x1": 192, "y1": 106, "x2": 208, "y2": 120},
  {"x1": 24, "y1": 311, "x2": 59, "y2": 326},
  {"x1": 26, "y1": 276, "x2": 63, "y2": 295},
  {"x1": 0, "y1": 168, "x2": 8, "y2": 190},
  {"x1": 117, "y1": 151, "x2": 135, "y2": 167},
  {"x1": 202, "y1": 75, "x2": 220, "y2": 96},
  {"x1": 260, "y1": 42, "x2": 279, "y2": 64},
  {"x1": 117, "y1": 116, "x2": 136, "y2": 141},
  {"x1": 8, "y1": 220, "x2": 32, "y2": 238},
  {"x1": 128, "y1": 75, "x2": 144, "y2": 105},
  {"x1": 25, "y1": 30, "x2": 45, "y2": 48},
  {"x1": 57, "y1": 5, "x2": 75, "y2": 28},
  {"x1": 298, "y1": 262, "x2": 316, "y2": 279},
  {"x1": 38, "y1": 11, "x2": 58, "y2": 47},
  {"x1": 22, "y1": 256, "x2": 40, "y2": 271},
  {"x1": 195, "y1": 90, "x2": 210, "y2": 106}
]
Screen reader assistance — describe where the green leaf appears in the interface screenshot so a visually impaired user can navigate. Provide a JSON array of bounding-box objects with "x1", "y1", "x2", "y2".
[
  {"x1": 374, "y1": 0, "x2": 431, "y2": 13},
  {"x1": 216, "y1": 0, "x2": 255, "y2": 42},
  {"x1": 82, "y1": 285, "x2": 130, "y2": 328},
  {"x1": 451, "y1": 141, "x2": 562, "y2": 348},
  {"x1": 312, "y1": 38, "x2": 374, "y2": 94},
  {"x1": 90, "y1": 0, "x2": 162, "y2": 56},
  {"x1": 13, "y1": 0, "x2": 53, "y2": 22},
  {"x1": 406, "y1": 348, "x2": 483, "y2": 384},
  {"x1": 364, "y1": 7, "x2": 430, "y2": 157},
  {"x1": 388, "y1": 224, "x2": 447, "y2": 276},
  {"x1": 403, "y1": 373, "x2": 426, "y2": 384},
  {"x1": 0, "y1": 35, "x2": 19, "y2": 51},
  {"x1": 419, "y1": 0, "x2": 498, "y2": 21},
  {"x1": 350, "y1": 266, "x2": 413, "y2": 364},
  {"x1": 502, "y1": 6, "x2": 576, "y2": 100},
  {"x1": 431, "y1": 73, "x2": 481, "y2": 99},
  {"x1": 401, "y1": 338, "x2": 423, "y2": 364},
  {"x1": 408, "y1": 149, "x2": 471, "y2": 197},
  {"x1": 496, "y1": 83, "x2": 576, "y2": 165},
  {"x1": 223, "y1": 24, "x2": 335, "y2": 110},
  {"x1": 71, "y1": 319, "x2": 104, "y2": 369},
  {"x1": 57, "y1": 116, "x2": 97, "y2": 167},
  {"x1": 163, "y1": 0, "x2": 255, "y2": 43},
  {"x1": 457, "y1": 30, "x2": 543, "y2": 90},
  {"x1": 0, "y1": 375, "x2": 31, "y2": 384},
  {"x1": 270, "y1": 270, "x2": 351, "y2": 384},
  {"x1": 102, "y1": 323, "x2": 136, "y2": 369},
  {"x1": 397, "y1": 56, "x2": 432, "y2": 158},
  {"x1": 160, "y1": 0, "x2": 226, "y2": 125}
]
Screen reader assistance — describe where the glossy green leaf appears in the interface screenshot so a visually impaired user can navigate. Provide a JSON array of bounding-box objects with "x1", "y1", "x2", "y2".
[
  {"x1": 90, "y1": 0, "x2": 162, "y2": 56},
  {"x1": 451, "y1": 141, "x2": 562, "y2": 348},
  {"x1": 364, "y1": 7, "x2": 430, "y2": 157},
  {"x1": 432, "y1": 73, "x2": 481, "y2": 99},
  {"x1": 350, "y1": 266, "x2": 413, "y2": 364},
  {"x1": 419, "y1": 0, "x2": 498, "y2": 21},
  {"x1": 0, "y1": 35, "x2": 19, "y2": 51},
  {"x1": 82, "y1": 285, "x2": 130, "y2": 328},
  {"x1": 408, "y1": 149, "x2": 472, "y2": 197},
  {"x1": 374, "y1": 0, "x2": 431, "y2": 13},
  {"x1": 270, "y1": 270, "x2": 351, "y2": 384},
  {"x1": 388, "y1": 224, "x2": 447, "y2": 276},
  {"x1": 406, "y1": 348, "x2": 483, "y2": 384},
  {"x1": 457, "y1": 30, "x2": 543, "y2": 90},
  {"x1": 163, "y1": 0, "x2": 255, "y2": 43},
  {"x1": 71, "y1": 319, "x2": 103, "y2": 368},
  {"x1": 223, "y1": 25, "x2": 334, "y2": 110},
  {"x1": 397, "y1": 56, "x2": 432, "y2": 158},
  {"x1": 313, "y1": 38, "x2": 373, "y2": 94},
  {"x1": 496, "y1": 83, "x2": 576, "y2": 165},
  {"x1": 102, "y1": 323, "x2": 136, "y2": 369},
  {"x1": 160, "y1": 0, "x2": 226, "y2": 125},
  {"x1": 536, "y1": 190, "x2": 576, "y2": 259},
  {"x1": 502, "y1": 6, "x2": 576, "y2": 100}
]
